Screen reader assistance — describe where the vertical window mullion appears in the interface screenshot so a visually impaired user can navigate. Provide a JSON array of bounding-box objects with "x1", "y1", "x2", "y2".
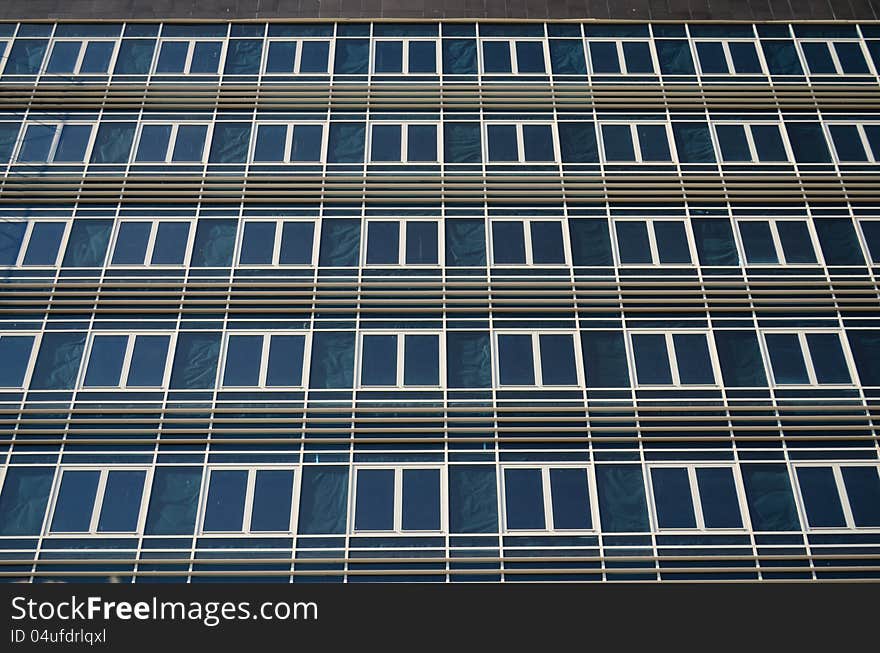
[
  {"x1": 259, "y1": 334, "x2": 271, "y2": 388},
  {"x1": 768, "y1": 220, "x2": 786, "y2": 264},
  {"x1": 167, "y1": 124, "x2": 178, "y2": 162},
  {"x1": 799, "y1": 332, "x2": 819, "y2": 385},
  {"x1": 516, "y1": 123, "x2": 526, "y2": 163},
  {"x1": 532, "y1": 333, "x2": 543, "y2": 386},
  {"x1": 242, "y1": 469, "x2": 257, "y2": 533},
  {"x1": 272, "y1": 220, "x2": 283, "y2": 265},
  {"x1": 857, "y1": 124, "x2": 876, "y2": 162},
  {"x1": 184, "y1": 40, "x2": 195, "y2": 73},
  {"x1": 645, "y1": 219, "x2": 660, "y2": 264},
  {"x1": 523, "y1": 219, "x2": 534, "y2": 264},
  {"x1": 743, "y1": 124, "x2": 759, "y2": 162},
  {"x1": 398, "y1": 219, "x2": 406, "y2": 265},
  {"x1": 616, "y1": 41, "x2": 626, "y2": 73},
  {"x1": 630, "y1": 124, "x2": 642, "y2": 162},
  {"x1": 394, "y1": 468, "x2": 403, "y2": 532},
  {"x1": 688, "y1": 467, "x2": 706, "y2": 530},
  {"x1": 74, "y1": 41, "x2": 87, "y2": 74},
  {"x1": 397, "y1": 334, "x2": 405, "y2": 387},
  {"x1": 89, "y1": 469, "x2": 110, "y2": 534},
  {"x1": 118, "y1": 334, "x2": 137, "y2": 388},
  {"x1": 722, "y1": 41, "x2": 735, "y2": 74},
  {"x1": 284, "y1": 124, "x2": 294, "y2": 162},
  {"x1": 46, "y1": 124, "x2": 63, "y2": 162},
  {"x1": 15, "y1": 221, "x2": 35, "y2": 267},
  {"x1": 666, "y1": 332, "x2": 681, "y2": 386},
  {"x1": 832, "y1": 465, "x2": 857, "y2": 529},
  {"x1": 142, "y1": 220, "x2": 160, "y2": 265},
  {"x1": 542, "y1": 467, "x2": 554, "y2": 531}
]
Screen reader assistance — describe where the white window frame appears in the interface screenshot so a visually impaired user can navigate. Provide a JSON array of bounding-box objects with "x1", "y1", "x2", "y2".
[
  {"x1": 362, "y1": 218, "x2": 442, "y2": 267},
  {"x1": 484, "y1": 122, "x2": 559, "y2": 164},
  {"x1": 479, "y1": 38, "x2": 550, "y2": 75},
  {"x1": 107, "y1": 218, "x2": 196, "y2": 267},
  {"x1": 798, "y1": 39, "x2": 876, "y2": 76},
  {"x1": 198, "y1": 466, "x2": 300, "y2": 536},
  {"x1": 42, "y1": 38, "x2": 120, "y2": 75},
  {"x1": 693, "y1": 39, "x2": 768, "y2": 76},
  {"x1": 356, "y1": 330, "x2": 445, "y2": 389},
  {"x1": 13, "y1": 219, "x2": 73, "y2": 267},
  {"x1": 0, "y1": 331, "x2": 41, "y2": 389},
  {"x1": 489, "y1": 218, "x2": 571, "y2": 266},
  {"x1": 626, "y1": 330, "x2": 722, "y2": 388},
  {"x1": 45, "y1": 466, "x2": 154, "y2": 536},
  {"x1": 500, "y1": 463, "x2": 598, "y2": 534},
  {"x1": 367, "y1": 122, "x2": 442, "y2": 163},
  {"x1": 759, "y1": 329, "x2": 857, "y2": 387},
  {"x1": 493, "y1": 331, "x2": 584, "y2": 388},
  {"x1": 586, "y1": 38, "x2": 659, "y2": 75},
  {"x1": 151, "y1": 38, "x2": 228, "y2": 75},
  {"x1": 261, "y1": 38, "x2": 334, "y2": 75},
  {"x1": 250, "y1": 122, "x2": 328, "y2": 164},
  {"x1": 349, "y1": 465, "x2": 447, "y2": 534},
  {"x1": 611, "y1": 218, "x2": 697, "y2": 266},
  {"x1": 79, "y1": 331, "x2": 176, "y2": 389},
  {"x1": 793, "y1": 463, "x2": 880, "y2": 531},
  {"x1": 733, "y1": 218, "x2": 822, "y2": 266},
  {"x1": 371, "y1": 38, "x2": 440, "y2": 74},
  {"x1": 219, "y1": 331, "x2": 311, "y2": 389},
  {"x1": 825, "y1": 122, "x2": 879, "y2": 163},
  {"x1": 712, "y1": 121, "x2": 793, "y2": 164},
  {"x1": 235, "y1": 218, "x2": 319, "y2": 267},
  {"x1": 131, "y1": 122, "x2": 213, "y2": 164},
  {"x1": 598, "y1": 122, "x2": 676, "y2": 164},
  {"x1": 14, "y1": 122, "x2": 97, "y2": 164},
  {"x1": 646, "y1": 463, "x2": 750, "y2": 533}
]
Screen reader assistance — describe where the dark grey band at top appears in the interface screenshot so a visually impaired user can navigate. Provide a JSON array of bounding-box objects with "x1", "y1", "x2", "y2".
[{"x1": 0, "y1": 0, "x2": 876, "y2": 21}]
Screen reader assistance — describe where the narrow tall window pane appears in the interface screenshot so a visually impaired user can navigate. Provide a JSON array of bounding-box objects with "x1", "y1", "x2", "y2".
[
  {"x1": 530, "y1": 221, "x2": 565, "y2": 264},
  {"x1": 23, "y1": 222, "x2": 65, "y2": 266},
  {"x1": 223, "y1": 335, "x2": 263, "y2": 386},
  {"x1": 151, "y1": 222, "x2": 190, "y2": 265},
  {"x1": 504, "y1": 468, "x2": 545, "y2": 530},
  {"x1": 632, "y1": 333, "x2": 672, "y2": 384},
  {"x1": 842, "y1": 467, "x2": 880, "y2": 527},
  {"x1": 616, "y1": 221, "x2": 652, "y2": 264},
  {"x1": 492, "y1": 221, "x2": 526, "y2": 264},
  {"x1": 112, "y1": 221, "x2": 150, "y2": 265},
  {"x1": 355, "y1": 469, "x2": 394, "y2": 530},
  {"x1": 403, "y1": 334, "x2": 439, "y2": 386},
  {"x1": 371, "y1": 124, "x2": 401, "y2": 161},
  {"x1": 654, "y1": 221, "x2": 691, "y2": 263},
  {"x1": 806, "y1": 333, "x2": 851, "y2": 384},
  {"x1": 126, "y1": 335, "x2": 170, "y2": 386},
  {"x1": 203, "y1": 470, "x2": 248, "y2": 532},
  {"x1": 766, "y1": 333, "x2": 809, "y2": 384},
  {"x1": 498, "y1": 334, "x2": 535, "y2": 385},
  {"x1": 797, "y1": 467, "x2": 846, "y2": 528},
  {"x1": 51, "y1": 471, "x2": 100, "y2": 532},
  {"x1": 251, "y1": 470, "x2": 294, "y2": 532},
  {"x1": 240, "y1": 221, "x2": 276, "y2": 265},
  {"x1": 673, "y1": 334, "x2": 714, "y2": 384},
  {"x1": 84, "y1": 335, "x2": 128, "y2": 387},
  {"x1": 402, "y1": 469, "x2": 441, "y2": 530},
  {"x1": 539, "y1": 334, "x2": 577, "y2": 385},
  {"x1": 279, "y1": 221, "x2": 315, "y2": 264},
  {"x1": 550, "y1": 468, "x2": 591, "y2": 530},
  {"x1": 405, "y1": 221, "x2": 438, "y2": 264},
  {"x1": 361, "y1": 335, "x2": 398, "y2": 386},
  {"x1": 97, "y1": 471, "x2": 146, "y2": 532},
  {"x1": 696, "y1": 468, "x2": 742, "y2": 528},
  {"x1": 366, "y1": 221, "x2": 399, "y2": 265},
  {"x1": 652, "y1": 468, "x2": 696, "y2": 528},
  {"x1": 266, "y1": 335, "x2": 305, "y2": 387}
]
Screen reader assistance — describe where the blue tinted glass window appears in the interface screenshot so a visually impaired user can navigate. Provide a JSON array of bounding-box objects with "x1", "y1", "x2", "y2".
[
  {"x1": 697, "y1": 41, "x2": 728, "y2": 73},
  {"x1": 504, "y1": 468, "x2": 545, "y2": 530},
  {"x1": 862, "y1": 221, "x2": 880, "y2": 263},
  {"x1": 492, "y1": 221, "x2": 525, "y2": 264},
  {"x1": 785, "y1": 122, "x2": 831, "y2": 163},
  {"x1": 550, "y1": 469, "x2": 591, "y2": 529},
  {"x1": 279, "y1": 221, "x2": 314, "y2": 264},
  {"x1": 776, "y1": 221, "x2": 816, "y2": 264},
  {"x1": 251, "y1": 470, "x2": 294, "y2": 531},
  {"x1": 18, "y1": 124, "x2": 55, "y2": 162},
  {"x1": 589, "y1": 41, "x2": 620, "y2": 73},
  {"x1": 89, "y1": 122, "x2": 135, "y2": 163},
  {"x1": 805, "y1": 333, "x2": 851, "y2": 384},
  {"x1": 371, "y1": 124, "x2": 401, "y2": 161},
  {"x1": 637, "y1": 124, "x2": 671, "y2": 161},
  {"x1": 673, "y1": 334, "x2": 715, "y2": 384},
  {"x1": 29, "y1": 332, "x2": 86, "y2": 390},
  {"x1": 171, "y1": 125, "x2": 207, "y2": 161},
  {"x1": 623, "y1": 41, "x2": 653, "y2": 72},
  {"x1": 23, "y1": 222, "x2": 65, "y2": 266},
  {"x1": 539, "y1": 334, "x2": 577, "y2": 385},
  {"x1": 442, "y1": 39, "x2": 478, "y2": 74},
  {"x1": 835, "y1": 42, "x2": 869, "y2": 73},
  {"x1": 126, "y1": 335, "x2": 170, "y2": 386},
  {"x1": 739, "y1": 221, "x2": 778, "y2": 263},
  {"x1": 0, "y1": 467, "x2": 54, "y2": 536},
  {"x1": 61, "y1": 218, "x2": 113, "y2": 268},
  {"x1": 616, "y1": 221, "x2": 651, "y2": 264},
  {"x1": 530, "y1": 221, "x2": 564, "y2": 264},
  {"x1": 0, "y1": 335, "x2": 35, "y2": 387},
  {"x1": 797, "y1": 467, "x2": 846, "y2": 527},
  {"x1": 254, "y1": 125, "x2": 286, "y2": 161},
  {"x1": 633, "y1": 334, "x2": 672, "y2": 384},
  {"x1": 802, "y1": 42, "x2": 836, "y2": 73},
  {"x1": 51, "y1": 471, "x2": 100, "y2": 533},
  {"x1": 112, "y1": 221, "x2": 150, "y2": 264},
  {"x1": 515, "y1": 41, "x2": 544, "y2": 72},
  {"x1": 595, "y1": 465, "x2": 650, "y2": 532},
  {"x1": 361, "y1": 334, "x2": 398, "y2": 386},
  {"x1": 224, "y1": 39, "x2": 262, "y2": 74},
  {"x1": 0, "y1": 221, "x2": 26, "y2": 265},
  {"x1": 814, "y1": 218, "x2": 864, "y2": 265},
  {"x1": 602, "y1": 124, "x2": 635, "y2": 161},
  {"x1": 151, "y1": 222, "x2": 190, "y2": 264},
  {"x1": 355, "y1": 469, "x2": 394, "y2": 531},
  {"x1": 406, "y1": 124, "x2": 437, "y2": 162},
  {"x1": 654, "y1": 221, "x2": 690, "y2": 263},
  {"x1": 842, "y1": 467, "x2": 880, "y2": 527},
  {"x1": 697, "y1": 468, "x2": 742, "y2": 528},
  {"x1": 46, "y1": 41, "x2": 81, "y2": 73},
  {"x1": 657, "y1": 40, "x2": 695, "y2": 74},
  {"x1": 223, "y1": 335, "x2": 263, "y2": 386},
  {"x1": 155, "y1": 41, "x2": 188, "y2": 72},
  {"x1": 375, "y1": 41, "x2": 403, "y2": 72},
  {"x1": 135, "y1": 125, "x2": 171, "y2": 161},
  {"x1": 266, "y1": 335, "x2": 305, "y2": 387},
  {"x1": 408, "y1": 41, "x2": 436, "y2": 73},
  {"x1": 190, "y1": 41, "x2": 221, "y2": 73},
  {"x1": 498, "y1": 334, "x2": 535, "y2": 385},
  {"x1": 730, "y1": 42, "x2": 762, "y2": 73},
  {"x1": 366, "y1": 221, "x2": 399, "y2": 264},
  {"x1": 761, "y1": 40, "x2": 803, "y2": 75},
  {"x1": 5, "y1": 39, "x2": 48, "y2": 75},
  {"x1": 652, "y1": 468, "x2": 696, "y2": 528},
  {"x1": 84, "y1": 335, "x2": 127, "y2": 387},
  {"x1": 487, "y1": 124, "x2": 518, "y2": 161},
  {"x1": 716, "y1": 124, "x2": 751, "y2": 161},
  {"x1": 549, "y1": 39, "x2": 586, "y2": 74},
  {"x1": 673, "y1": 123, "x2": 716, "y2": 163},
  {"x1": 144, "y1": 467, "x2": 202, "y2": 535},
  {"x1": 114, "y1": 39, "x2": 156, "y2": 74},
  {"x1": 829, "y1": 125, "x2": 867, "y2": 161},
  {"x1": 522, "y1": 124, "x2": 553, "y2": 161},
  {"x1": 482, "y1": 41, "x2": 511, "y2": 72},
  {"x1": 170, "y1": 332, "x2": 222, "y2": 389},
  {"x1": 266, "y1": 41, "x2": 296, "y2": 72},
  {"x1": 297, "y1": 466, "x2": 348, "y2": 535},
  {"x1": 97, "y1": 471, "x2": 146, "y2": 532},
  {"x1": 291, "y1": 124, "x2": 322, "y2": 161},
  {"x1": 300, "y1": 41, "x2": 330, "y2": 72},
  {"x1": 240, "y1": 221, "x2": 275, "y2": 265},
  {"x1": 80, "y1": 41, "x2": 114, "y2": 73},
  {"x1": 403, "y1": 334, "x2": 439, "y2": 386},
  {"x1": 766, "y1": 333, "x2": 809, "y2": 384},
  {"x1": 751, "y1": 125, "x2": 787, "y2": 161},
  {"x1": 401, "y1": 469, "x2": 441, "y2": 532},
  {"x1": 405, "y1": 221, "x2": 438, "y2": 264},
  {"x1": 204, "y1": 470, "x2": 248, "y2": 532}
]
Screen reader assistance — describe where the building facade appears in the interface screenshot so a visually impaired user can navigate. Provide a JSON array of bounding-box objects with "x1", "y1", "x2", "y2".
[{"x1": 1, "y1": 15, "x2": 880, "y2": 582}]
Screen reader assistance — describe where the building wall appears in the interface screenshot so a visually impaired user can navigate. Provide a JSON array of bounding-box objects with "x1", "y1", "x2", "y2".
[{"x1": 0, "y1": 20, "x2": 879, "y2": 581}]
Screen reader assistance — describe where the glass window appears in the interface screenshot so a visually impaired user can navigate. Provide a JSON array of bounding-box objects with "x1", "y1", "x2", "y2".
[
  {"x1": 45, "y1": 39, "x2": 115, "y2": 74},
  {"x1": 631, "y1": 332, "x2": 716, "y2": 386},
  {"x1": 801, "y1": 40, "x2": 870, "y2": 74},
  {"x1": 497, "y1": 332, "x2": 579, "y2": 387},
  {"x1": 481, "y1": 39, "x2": 545, "y2": 74},
  {"x1": 353, "y1": 467, "x2": 442, "y2": 532},
  {"x1": 17, "y1": 123, "x2": 93, "y2": 163},
  {"x1": 265, "y1": 40, "x2": 330, "y2": 74},
  {"x1": 487, "y1": 122, "x2": 555, "y2": 163},
  {"x1": 369, "y1": 123, "x2": 438, "y2": 162},
  {"x1": 0, "y1": 467, "x2": 54, "y2": 536},
  {"x1": 503, "y1": 466, "x2": 592, "y2": 532},
  {"x1": 49, "y1": 469, "x2": 148, "y2": 534},
  {"x1": 155, "y1": 39, "x2": 222, "y2": 74},
  {"x1": 202, "y1": 468, "x2": 296, "y2": 534},
  {"x1": 491, "y1": 220, "x2": 566, "y2": 265},
  {"x1": 252, "y1": 124, "x2": 324, "y2": 162},
  {"x1": 796, "y1": 465, "x2": 880, "y2": 530},
  {"x1": 716, "y1": 123, "x2": 788, "y2": 162},
  {"x1": 0, "y1": 334, "x2": 36, "y2": 388},
  {"x1": 589, "y1": 40, "x2": 654, "y2": 74},
  {"x1": 828, "y1": 124, "x2": 870, "y2": 161},
  {"x1": 650, "y1": 466, "x2": 744, "y2": 530},
  {"x1": 601, "y1": 123, "x2": 672, "y2": 162},
  {"x1": 737, "y1": 220, "x2": 817, "y2": 265},
  {"x1": 860, "y1": 220, "x2": 880, "y2": 263},
  {"x1": 614, "y1": 220, "x2": 692, "y2": 265},
  {"x1": 360, "y1": 333, "x2": 441, "y2": 387},
  {"x1": 221, "y1": 333, "x2": 306, "y2": 388},
  {"x1": 373, "y1": 39, "x2": 436, "y2": 74},
  {"x1": 364, "y1": 220, "x2": 439, "y2": 266},
  {"x1": 20, "y1": 221, "x2": 67, "y2": 266},
  {"x1": 111, "y1": 220, "x2": 192, "y2": 266},
  {"x1": 764, "y1": 331, "x2": 852, "y2": 386},
  {"x1": 238, "y1": 220, "x2": 316, "y2": 266},
  {"x1": 83, "y1": 333, "x2": 171, "y2": 388}
]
